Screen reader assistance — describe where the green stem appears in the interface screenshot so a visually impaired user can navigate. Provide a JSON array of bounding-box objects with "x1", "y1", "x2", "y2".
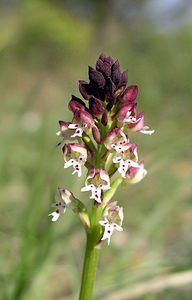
[
  {"x1": 79, "y1": 204, "x2": 102, "y2": 300},
  {"x1": 79, "y1": 234, "x2": 100, "y2": 300}
]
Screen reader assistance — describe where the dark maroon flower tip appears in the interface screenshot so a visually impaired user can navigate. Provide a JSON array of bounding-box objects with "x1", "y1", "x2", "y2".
[
  {"x1": 99, "y1": 53, "x2": 107, "y2": 61},
  {"x1": 89, "y1": 97, "x2": 105, "y2": 116},
  {"x1": 122, "y1": 85, "x2": 138, "y2": 103},
  {"x1": 98, "y1": 53, "x2": 114, "y2": 64},
  {"x1": 96, "y1": 58, "x2": 112, "y2": 77},
  {"x1": 68, "y1": 95, "x2": 86, "y2": 113},
  {"x1": 88, "y1": 66, "x2": 106, "y2": 89},
  {"x1": 96, "y1": 54, "x2": 114, "y2": 78},
  {"x1": 105, "y1": 77, "x2": 115, "y2": 100},
  {"x1": 79, "y1": 80, "x2": 93, "y2": 100},
  {"x1": 92, "y1": 126, "x2": 101, "y2": 144},
  {"x1": 111, "y1": 60, "x2": 121, "y2": 87},
  {"x1": 106, "y1": 98, "x2": 116, "y2": 111},
  {"x1": 101, "y1": 110, "x2": 108, "y2": 126}
]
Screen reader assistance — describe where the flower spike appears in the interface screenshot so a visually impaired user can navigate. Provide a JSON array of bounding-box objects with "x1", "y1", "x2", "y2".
[{"x1": 51, "y1": 52, "x2": 154, "y2": 277}]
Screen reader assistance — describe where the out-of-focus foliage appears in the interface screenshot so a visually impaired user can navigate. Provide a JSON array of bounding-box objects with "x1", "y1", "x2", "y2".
[{"x1": 0, "y1": 0, "x2": 192, "y2": 299}]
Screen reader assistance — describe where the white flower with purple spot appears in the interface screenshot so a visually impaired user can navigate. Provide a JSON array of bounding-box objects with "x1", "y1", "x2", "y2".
[
  {"x1": 81, "y1": 168, "x2": 110, "y2": 203},
  {"x1": 68, "y1": 123, "x2": 87, "y2": 138},
  {"x1": 48, "y1": 188, "x2": 75, "y2": 222},
  {"x1": 63, "y1": 143, "x2": 87, "y2": 177},
  {"x1": 99, "y1": 201, "x2": 124, "y2": 245},
  {"x1": 113, "y1": 143, "x2": 139, "y2": 178},
  {"x1": 104, "y1": 127, "x2": 130, "y2": 153}
]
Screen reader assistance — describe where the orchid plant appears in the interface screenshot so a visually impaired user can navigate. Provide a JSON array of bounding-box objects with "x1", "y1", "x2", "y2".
[{"x1": 49, "y1": 54, "x2": 154, "y2": 299}]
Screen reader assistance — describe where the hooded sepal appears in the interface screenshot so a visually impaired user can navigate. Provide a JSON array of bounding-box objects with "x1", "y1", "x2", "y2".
[
  {"x1": 104, "y1": 127, "x2": 130, "y2": 153},
  {"x1": 122, "y1": 85, "x2": 138, "y2": 103},
  {"x1": 56, "y1": 121, "x2": 75, "y2": 146},
  {"x1": 68, "y1": 95, "x2": 86, "y2": 113},
  {"x1": 125, "y1": 161, "x2": 147, "y2": 184}
]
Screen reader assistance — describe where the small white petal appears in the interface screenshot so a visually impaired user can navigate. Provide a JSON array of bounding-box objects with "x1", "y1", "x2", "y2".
[
  {"x1": 48, "y1": 212, "x2": 60, "y2": 222},
  {"x1": 113, "y1": 224, "x2": 123, "y2": 232},
  {"x1": 100, "y1": 184, "x2": 110, "y2": 191},
  {"x1": 125, "y1": 114, "x2": 141, "y2": 124},
  {"x1": 68, "y1": 123, "x2": 79, "y2": 129},
  {"x1": 127, "y1": 160, "x2": 140, "y2": 168},
  {"x1": 140, "y1": 126, "x2": 155, "y2": 135},
  {"x1": 64, "y1": 159, "x2": 74, "y2": 169},
  {"x1": 90, "y1": 187, "x2": 102, "y2": 203},
  {"x1": 56, "y1": 130, "x2": 61, "y2": 136},
  {"x1": 72, "y1": 163, "x2": 82, "y2": 177},
  {"x1": 81, "y1": 184, "x2": 93, "y2": 192},
  {"x1": 101, "y1": 223, "x2": 114, "y2": 245},
  {"x1": 70, "y1": 128, "x2": 83, "y2": 138}
]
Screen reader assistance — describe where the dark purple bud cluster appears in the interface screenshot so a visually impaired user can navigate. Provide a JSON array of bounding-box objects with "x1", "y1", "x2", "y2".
[{"x1": 79, "y1": 54, "x2": 128, "y2": 119}]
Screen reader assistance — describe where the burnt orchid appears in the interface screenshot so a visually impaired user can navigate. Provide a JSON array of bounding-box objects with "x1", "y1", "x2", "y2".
[{"x1": 49, "y1": 53, "x2": 154, "y2": 300}]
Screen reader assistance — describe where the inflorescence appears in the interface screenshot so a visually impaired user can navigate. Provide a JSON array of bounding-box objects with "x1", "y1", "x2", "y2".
[{"x1": 49, "y1": 53, "x2": 154, "y2": 245}]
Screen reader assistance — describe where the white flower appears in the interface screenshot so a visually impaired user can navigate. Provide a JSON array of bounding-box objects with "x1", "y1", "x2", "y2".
[
  {"x1": 99, "y1": 220, "x2": 123, "y2": 245},
  {"x1": 48, "y1": 188, "x2": 73, "y2": 222},
  {"x1": 63, "y1": 143, "x2": 87, "y2": 177},
  {"x1": 99, "y1": 202, "x2": 124, "y2": 245},
  {"x1": 104, "y1": 127, "x2": 130, "y2": 153},
  {"x1": 113, "y1": 156, "x2": 139, "y2": 178},
  {"x1": 113, "y1": 143, "x2": 139, "y2": 178},
  {"x1": 81, "y1": 168, "x2": 110, "y2": 203}
]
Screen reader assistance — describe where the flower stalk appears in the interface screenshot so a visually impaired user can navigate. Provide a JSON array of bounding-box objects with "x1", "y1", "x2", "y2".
[{"x1": 48, "y1": 53, "x2": 154, "y2": 300}]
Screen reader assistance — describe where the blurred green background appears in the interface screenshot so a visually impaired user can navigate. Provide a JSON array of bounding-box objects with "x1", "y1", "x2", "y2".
[{"x1": 0, "y1": 0, "x2": 192, "y2": 299}]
